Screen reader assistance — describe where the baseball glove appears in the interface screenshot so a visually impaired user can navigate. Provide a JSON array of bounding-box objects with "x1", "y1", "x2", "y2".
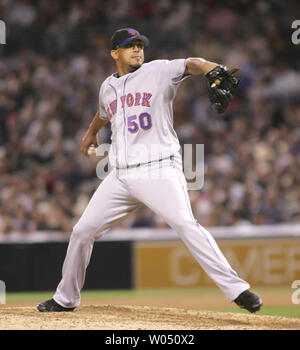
[{"x1": 205, "y1": 65, "x2": 240, "y2": 114}]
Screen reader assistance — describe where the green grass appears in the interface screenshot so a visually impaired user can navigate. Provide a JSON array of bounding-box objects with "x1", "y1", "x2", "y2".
[
  {"x1": 5, "y1": 286, "x2": 300, "y2": 319},
  {"x1": 6, "y1": 291, "x2": 53, "y2": 302},
  {"x1": 5, "y1": 287, "x2": 222, "y2": 302},
  {"x1": 6, "y1": 286, "x2": 293, "y2": 301},
  {"x1": 211, "y1": 306, "x2": 300, "y2": 318}
]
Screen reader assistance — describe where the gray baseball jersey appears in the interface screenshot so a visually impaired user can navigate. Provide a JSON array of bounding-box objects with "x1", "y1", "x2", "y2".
[{"x1": 99, "y1": 59, "x2": 191, "y2": 168}]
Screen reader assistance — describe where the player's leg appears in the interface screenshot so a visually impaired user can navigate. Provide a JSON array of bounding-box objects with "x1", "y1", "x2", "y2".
[
  {"x1": 127, "y1": 162, "x2": 250, "y2": 302},
  {"x1": 52, "y1": 169, "x2": 140, "y2": 308}
]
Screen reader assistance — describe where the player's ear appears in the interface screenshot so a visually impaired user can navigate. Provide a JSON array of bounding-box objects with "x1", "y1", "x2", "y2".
[{"x1": 110, "y1": 50, "x2": 118, "y2": 61}]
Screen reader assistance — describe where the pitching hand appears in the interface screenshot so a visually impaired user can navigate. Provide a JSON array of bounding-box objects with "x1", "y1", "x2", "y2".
[{"x1": 80, "y1": 132, "x2": 99, "y2": 157}]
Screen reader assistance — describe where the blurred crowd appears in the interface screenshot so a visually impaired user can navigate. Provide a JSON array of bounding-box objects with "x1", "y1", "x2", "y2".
[{"x1": 0, "y1": 0, "x2": 299, "y2": 234}]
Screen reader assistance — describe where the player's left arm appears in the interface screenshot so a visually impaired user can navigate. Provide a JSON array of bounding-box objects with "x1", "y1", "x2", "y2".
[
  {"x1": 184, "y1": 57, "x2": 219, "y2": 75},
  {"x1": 184, "y1": 57, "x2": 240, "y2": 114}
]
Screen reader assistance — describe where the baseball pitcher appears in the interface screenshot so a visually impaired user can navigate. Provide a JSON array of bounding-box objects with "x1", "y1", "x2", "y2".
[{"x1": 38, "y1": 28, "x2": 262, "y2": 313}]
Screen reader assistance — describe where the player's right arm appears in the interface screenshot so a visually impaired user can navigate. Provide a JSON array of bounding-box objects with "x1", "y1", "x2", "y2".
[{"x1": 80, "y1": 110, "x2": 109, "y2": 157}]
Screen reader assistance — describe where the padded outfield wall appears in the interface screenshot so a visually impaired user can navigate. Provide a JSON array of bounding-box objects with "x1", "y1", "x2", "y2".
[{"x1": 0, "y1": 224, "x2": 299, "y2": 292}]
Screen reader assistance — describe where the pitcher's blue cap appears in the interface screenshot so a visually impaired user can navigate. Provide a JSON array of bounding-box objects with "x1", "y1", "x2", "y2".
[{"x1": 110, "y1": 28, "x2": 149, "y2": 50}]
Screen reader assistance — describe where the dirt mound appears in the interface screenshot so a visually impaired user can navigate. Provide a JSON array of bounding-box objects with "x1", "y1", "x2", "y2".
[{"x1": 0, "y1": 304, "x2": 300, "y2": 330}]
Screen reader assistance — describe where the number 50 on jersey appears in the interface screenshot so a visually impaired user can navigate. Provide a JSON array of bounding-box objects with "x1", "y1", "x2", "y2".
[{"x1": 127, "y1": 113, "x2": 152, "y2": 133}]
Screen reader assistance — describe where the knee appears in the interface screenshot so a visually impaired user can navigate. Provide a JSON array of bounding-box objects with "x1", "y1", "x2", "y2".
[
  {"x1": 71, "y1": 222, "x2": 98, "y2": 245},
  {"x1": 169, "y1": 216, "x2": 195, "y2": 234}
]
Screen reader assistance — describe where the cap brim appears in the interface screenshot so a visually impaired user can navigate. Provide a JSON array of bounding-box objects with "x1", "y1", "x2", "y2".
[{"x1": 118, "y1": 35, "x2": 149, "y2": 48}]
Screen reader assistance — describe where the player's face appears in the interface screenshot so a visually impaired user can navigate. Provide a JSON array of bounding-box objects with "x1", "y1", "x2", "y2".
[{"x1": 112, "y1": 39, "x2": 145, "y2": 72}]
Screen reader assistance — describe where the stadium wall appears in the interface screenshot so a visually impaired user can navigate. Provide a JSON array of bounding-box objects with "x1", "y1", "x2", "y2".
[
  {"x1": 0, "y1": 225, "x2": 299, "y2": 292},
  {"x1": 0, "y1": 241, "x2": 132, "y2": 292}
]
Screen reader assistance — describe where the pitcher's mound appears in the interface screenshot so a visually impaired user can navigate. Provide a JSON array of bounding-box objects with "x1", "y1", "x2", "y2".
[{"x1": 1, "y1": 304, "x2": 300, "y2": 330}]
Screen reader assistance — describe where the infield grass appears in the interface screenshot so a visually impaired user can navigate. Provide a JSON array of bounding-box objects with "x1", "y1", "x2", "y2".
[
  {"x1": 5, "y1": 287, "x2": 222, "y2": 302},
  {"x1": 211, "y1": 306, "x2": 300, "y2": 318},
  {"x1": 4, "y1": 286, "x2": 300, "y2": 318}
]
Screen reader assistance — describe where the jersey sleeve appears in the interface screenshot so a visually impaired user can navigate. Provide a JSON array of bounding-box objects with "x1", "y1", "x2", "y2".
[
  {"x1": 160, "y1": 58, "x2": 191, "y2": 85},
  {"x1": 98, "y1": 84, "x2": 109, "y2": 121}
]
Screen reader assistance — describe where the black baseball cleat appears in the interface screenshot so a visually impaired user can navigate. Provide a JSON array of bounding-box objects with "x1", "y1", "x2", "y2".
[
  {"x1": 234, "y1": 290, "x2": 263, "y2": 313},
  {"x1": 37, "y1": 298, "x2": 76, "y2": 312}
]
